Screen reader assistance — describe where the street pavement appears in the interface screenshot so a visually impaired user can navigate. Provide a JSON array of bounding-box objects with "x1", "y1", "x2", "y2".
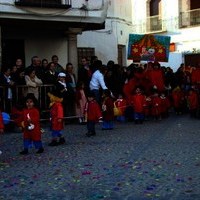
[{"x1": 0, "y1": 113, "x2": 200, "y2": 200}]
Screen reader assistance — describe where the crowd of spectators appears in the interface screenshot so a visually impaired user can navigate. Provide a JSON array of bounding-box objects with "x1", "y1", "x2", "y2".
[{"x1": 0, "y1": 54, "x2": 200, "y2": 130}]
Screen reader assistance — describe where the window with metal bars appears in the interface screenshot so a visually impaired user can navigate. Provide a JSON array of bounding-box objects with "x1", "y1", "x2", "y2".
[{"x1": 78, "y1": 48, "x2": 95, "y2": 65}]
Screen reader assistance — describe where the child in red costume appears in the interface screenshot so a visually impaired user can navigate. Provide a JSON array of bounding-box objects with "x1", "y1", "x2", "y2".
[
  {"x1": 131, "y1": 87, "x2": 146, "y2": 124},
  {"x1": 114, "y1": 94, "x2": 127, "y2": 122},
  {"x1": 150, "y1": 87, "x2": 162, "y2": 120},
  {"x1": 0, "y1": 110, "x2": 4, "y2": 155},
  {"x1": 187, "y1": 88, "x2": 199, "y2": 118},
  {"x1": 84, "y1": 91, "x2": 102, "y2": 137},
  {"x1": 20, "y1": 93, "x2": 44, "y2": 155},
  {"x1": 171, "y1": 86, "x2": 185, "y2": 115},
  {"x1": 191, "y1": 66, "x2": 200, "y2": 91},
  {"x1": 48, "y1": 91, "x2": 65, "y2": 146},
  {"x1": 102, "y1": 89, "x2": 114, "y2": 130},
  {"x1": 160, "y1": 93, "x2": 171, "y2": 118}
]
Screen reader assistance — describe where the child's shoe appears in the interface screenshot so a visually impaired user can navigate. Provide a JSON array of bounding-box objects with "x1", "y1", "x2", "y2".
[
  {"x1": 36, "y1": 147, "x2": 44, "y2": 154},
  {"x1": 48, "y1": 140, "x2": 59, "y2": 146},
  {"x1": 20, "y1": 149, "x2": 29, "y2": 155},
  {"x1": 58, "y1": 137, "x2": 66, "y2": 145}
]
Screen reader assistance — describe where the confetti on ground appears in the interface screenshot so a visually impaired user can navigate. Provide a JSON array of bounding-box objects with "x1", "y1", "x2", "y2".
[{"x1": 0, "y1": 116, "x2": 200, "y2": 199}]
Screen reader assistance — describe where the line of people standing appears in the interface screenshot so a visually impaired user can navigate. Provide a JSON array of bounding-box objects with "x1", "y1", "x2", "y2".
[{"x1": 1, "y1": 55, "x2": 200, "y2": 125}]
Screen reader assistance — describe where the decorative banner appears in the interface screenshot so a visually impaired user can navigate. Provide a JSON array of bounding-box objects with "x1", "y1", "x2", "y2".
[{"x1": 128, "y1": 34, "x2": 171, "y2": 62}]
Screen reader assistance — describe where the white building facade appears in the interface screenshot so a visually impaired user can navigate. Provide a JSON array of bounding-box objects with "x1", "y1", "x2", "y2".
[
  {"x1": 77, "y1": 0, "x2": 133, "y2": 67},
  {"x1": 131, "y1": 0, "x2": 200, "y2": 70},
  {"x1": 1, "y1": 0, "x2": 200, "y2": 72},
  {"x1": 0, "y1": 0, "x2": 108, "y2": 73}
]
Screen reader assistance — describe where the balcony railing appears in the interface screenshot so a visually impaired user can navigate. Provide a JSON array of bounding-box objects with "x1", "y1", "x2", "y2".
[
  {"x1": 180, "y1": 8, "x2": 200, "y2": 28},
  {"x1": 146, "y1": 15, "x2": 164, "y2": 33},
  {"x1": 15, "y1": 0, "x2": 72, "y2": 9}
]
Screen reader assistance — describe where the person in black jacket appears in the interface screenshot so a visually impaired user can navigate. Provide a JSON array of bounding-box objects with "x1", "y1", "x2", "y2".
[
  {"x1": 78, "y1": 57, "x2": 92, "y2": 96},
  {"x1": 43, "y1": 62, "x2": 58, "y2": 85},
  {"x1": 65, "y1": 63, "x2": 76, "y2": 119}
]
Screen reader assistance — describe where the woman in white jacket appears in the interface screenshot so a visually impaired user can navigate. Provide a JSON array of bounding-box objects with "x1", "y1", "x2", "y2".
[{"x1": 25, "y1": 69, "x2": 43, "y2": 100}]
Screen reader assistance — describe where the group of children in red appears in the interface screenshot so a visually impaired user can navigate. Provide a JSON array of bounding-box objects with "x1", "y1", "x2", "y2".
[
  {"x1": 76, "y1": 83, "x2": 165, "y2": 137},
  {"x1": 0, "y1": 85, "x2": 199, "y2": 155},
  {"x1": 0, "y1": 69, "x2": 199, "y2": 154},
  {"x1": 76, "y1": 83, "x2": 199, "y2": 138},
  {"x1": 115, "y1": 85, "x2": 199, "y2": 123}
]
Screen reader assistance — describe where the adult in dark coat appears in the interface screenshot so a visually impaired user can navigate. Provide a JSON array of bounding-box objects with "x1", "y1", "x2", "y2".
[
  {"x1": 43, "y1": 62, "x2": 58, "y2": 85},
  {"x1": 78, "y1": 57, "x2": 92, "y2": 96},
  {"x1": 65, "y1": 63, "x2": 76, "y2": 118}
]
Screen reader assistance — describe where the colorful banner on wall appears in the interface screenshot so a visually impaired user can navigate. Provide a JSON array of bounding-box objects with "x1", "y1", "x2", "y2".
[{"x1": 128, "y1": 34, "x2": 171, "y2": 62}]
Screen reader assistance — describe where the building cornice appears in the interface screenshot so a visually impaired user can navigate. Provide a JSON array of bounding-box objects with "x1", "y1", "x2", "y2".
[{"x1": 0, "y1": 3, "x2": 108, "y2": 25}]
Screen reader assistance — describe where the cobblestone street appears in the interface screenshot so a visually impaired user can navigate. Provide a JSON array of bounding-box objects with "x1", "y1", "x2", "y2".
[{"x1": 0, "y1": 113, "x2": 200, "y2": 200}]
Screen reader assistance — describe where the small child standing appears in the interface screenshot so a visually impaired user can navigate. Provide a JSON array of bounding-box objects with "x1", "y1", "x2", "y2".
[
  {"x1": 20, "y1": 93, "x2": 44, "y2": 155},
  {"x1": 160, "y1": 92, "x2": 171, "y2": 118},
  {"x1": 0, "y1": 110, "x2": 4, "y2": 155},
  {"x1": 131, "y1": 87, "x2": 146, "y2": 124},
  {"x1": 75, "y1": 81, "x2": 87, "y2": 124},
  {"x1": 114, "y1": 94, "x2": 127, "y2": 122},
  {"x1": 171, "y1": 86, "x2": 185, "y2": 115},
  {"x1": 84, "y1": 91, "x2": 102, "y2": 137},
  {"x1": 187, "y1": 88, "x2": 199, "y2": 118},
  {"x1": 101, "y1": 89, "x2": 114, "y2": 130},
  {"x1": 48, "y1": 91, "x2": 65, "y2": 146},
  {"x1": 143, "y1": 95, "x2": 152, "y2": 121},
  {"x1": 150, "y1": 88, "x2": 162, "y2": 120}
]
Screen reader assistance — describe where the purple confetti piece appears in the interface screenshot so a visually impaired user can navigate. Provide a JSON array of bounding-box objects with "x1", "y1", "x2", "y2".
[
  {"x1": 82, "y1": 171, "x2": 91, "y2": 175},
  {"x1": 84, "y1": 164, "x2": 93, "y2": 167}
]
